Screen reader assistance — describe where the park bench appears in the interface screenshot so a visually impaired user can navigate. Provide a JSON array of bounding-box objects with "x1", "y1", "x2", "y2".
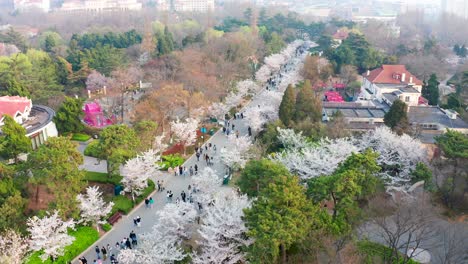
[{"x1": 108, "y1": 212, "x2": 123, "y2": 225}]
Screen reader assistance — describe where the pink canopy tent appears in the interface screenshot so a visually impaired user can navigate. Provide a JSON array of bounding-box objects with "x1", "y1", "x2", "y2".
[
  {"x1": 324, "y1": 91, "x2": 345, "y2": 102},
  {"x1": 83, "y1": 101, "x2": 115, "y2": 128}
]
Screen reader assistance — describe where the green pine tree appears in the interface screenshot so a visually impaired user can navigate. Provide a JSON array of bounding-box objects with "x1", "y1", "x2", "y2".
[
  {"x1": 54, "y1": 97, "x2": 85, "y2": 134},
  {"x1": 384, "y1": 99, "x2": 409, "y2": 135},
  {"x1": 422, "y1": 73, "x2": 440, "y2": 105},
  {"x1": 279, "y1": 84, "x2": 296, "y2": 127},
  {"x1": 0, "y1": 115, "x2": 32, "y2": 163},
  {"x1": 294, "y1": 80, "x2": 322, "y2": 122}
]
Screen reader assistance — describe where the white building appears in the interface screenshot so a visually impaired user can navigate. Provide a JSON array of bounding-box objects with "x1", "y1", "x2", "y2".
[
  {"x1": 159, "y1": 0, "x2": 214, "y2": 12},
  {"x1": 14, "y1": 0, "x2": 50, "y2": 12},
  {"x1": 60, "y1": 0, "x2": 142, "y2": 12},
  {"x1": 0, "y1": 96, "x2": 58, "y2": 150},
  {"x1": 441, "y1": 0, "x2": 468, "y2": 19}
]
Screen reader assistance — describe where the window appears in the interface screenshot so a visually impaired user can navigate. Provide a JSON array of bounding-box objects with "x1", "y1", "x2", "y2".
[{"x1": 405, "y1": 96, "x2": 410, "y2": 102}]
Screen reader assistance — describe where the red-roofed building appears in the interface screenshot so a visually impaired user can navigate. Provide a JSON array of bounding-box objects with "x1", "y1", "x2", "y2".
[
  {"x1": 0, "y1": 96, "x2": 58, "y2": 150},
  {"x1": 0, "y1": 96, "x2": 32, "y2": 125},
  {"x1": 360, "y1": 65, "x2": 423, "y2": 106}
]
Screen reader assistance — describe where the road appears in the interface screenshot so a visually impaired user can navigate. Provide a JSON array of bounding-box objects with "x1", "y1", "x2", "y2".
[{"x1": 73, "y1": 42, "x2": 311, "y2": 264}]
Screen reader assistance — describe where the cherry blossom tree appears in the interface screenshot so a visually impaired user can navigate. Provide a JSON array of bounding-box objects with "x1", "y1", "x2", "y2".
[
  {"x1": 0, "y1": 230, "x2": 29, "y2": 264},
  {"x1": 121, "y1": 149, "x2": 162, "y2": 201},
  {"x1": 86, "y1": 70, "x2": 109, "y2": 92},
  {"x1": 264, "y1": 53, "x2": 287, "y2": 72},
  {"x1": 76, "y1": 186, "x2": 114, "y2": 231},
  {"x1": 191, "y1": 167, "x2": 223, "y2": 206},
  {"x1": 117, "y1": 249, "x2": 137, "y2": 264},
  {"x1": 255, "y1": 65, "x2": 272, "y2": 83},
  {"x1": 208, "y1": 102, "x2": 229, "y2": 121},
  {"x1": 153, "y1": 133, "x2": 168, "y2": 155},
  {"x1": 219, "y1": 135, "x2": 252, "y2": 171},
  {"x1": 193, "y1": 191, "x2": 252, "y2": 264},
  {"x1": 276, "y1": 127, "x2": 309, "y2": 150},
  {"x1": 170, "y1": 118, "x2": 199, "y2": 155},
  {"x1": 132, "y1": 202, "x2": 197, "y2": 264},
  {"x1": 27, "y1": 211, "x2": 75, "y2": 261}
]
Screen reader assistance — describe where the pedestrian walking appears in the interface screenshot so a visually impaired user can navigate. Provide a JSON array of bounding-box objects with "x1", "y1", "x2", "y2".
[
  {"x1": 110, "y1": 254, "x2": 117, "y2": 264},
  {"x1": 241, "y1": 112, "x2": 244, "y2": 119},
  {"x1": 183, "y1": 166, "x2": 187, "y2": 177},
  {"x1": 120, "y1": 240, "x2": 125, "y2": 249},
  {"x1": 95, "y1": 245, "x2": 101, "y2": 259},
  {"x1": 136, "y1": 216, "x2": 141, "y2": 227},
  {"x1": 101, "y1": 246, "x2": 107, "y2": 261},
  {"x1": 157, "y1": 180, "x2": 161, "y2": 191},
  {"x1": 107, "y1": 244, "x2": 112, "y2": 256},
  {"x1": 125, "y1": 237, "x2": 132, "y2": 249},
  {"x1": 174, "y1": 166, "x2": 178, "y2": 176},
  {"x1": 248, "y1": 126, "x2": 252, "y2": 137},
  {"x1": 189, "y1": 166, "x2": 193, "y2": 176},
  {"x1": 149, "y1": 197, "x2": 154, "y2": 208},
  {"x1": 130, "y1": 230, "x2": 137, "y2": 246},
  {"x1": 79, "y1": 257, "x2": 88, "y2": 264},
  {"x1": 179, "y1": 166, "x2": 183, "y2": 176},
  {"x1": 144, "y1": 198, "x2": 149, "y2": 208},
  {"x1": 196, "y1": 152, "x2": 201, "y2": 161},
  {"x1": 236, "y1": 130, "x2": 239, "y2": 138},
  {"x1": 194, "y1": 164, "x2": 198, "y2": 174},
  {"x1": 222, "y1": 126, "x2": 226, "y2": 134},
  {"x1": 213, "y1": 144, "x2": 217, "y2": 151},
  {"x1": 198, "y1": 202, "x2": 203, "y2": 211},
  {"x1": 133, "y1": 217, "x2": 138, "y2": 226},
  {"x1": 188, "y1": 184, "x2": 191, "y2": 191},
  {"x1": 175, "y1": 197, "x2": 180, "y2": 204},
  {"x1": 181, "y1": 191, "x2": 186, "y2": 202}
]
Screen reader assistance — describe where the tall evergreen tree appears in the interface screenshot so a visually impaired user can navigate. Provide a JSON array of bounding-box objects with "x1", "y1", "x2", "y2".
[
  {"x1": 244, "y1": 174, "x2": 319, "y2": 263},
  {"x1": 422, "y1": 73, "x2": 440, "y2": 105},
  {"x1": 0, "y1": 115, "x2": 32, "y2": 163},
  {"x1": 279, "y1": 84, "x2": 296, "y2": 127},
  {"x1": 54, "y1": 97, "x2": 84, "y2": 134},
  {"x1": 294, "y1": 80, "x2": 322, "y2": 122},
  {"x1": 384, "y1": 99, "x2": 409, "y2": 135}
]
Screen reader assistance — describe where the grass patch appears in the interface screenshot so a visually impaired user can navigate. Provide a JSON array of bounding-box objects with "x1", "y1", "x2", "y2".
[
  {"x1": 356, "y1": 240, "x2": 419, "y2": 264},
  {"x1": 84, "y1": 171, "x2": 122, "y2": 185},
  {"x1": 71, "y1": 133, "x2": 91, "y2": 142},
  {"x1": 101, "y1": 223, "x2": 112, "y2": 232},
  {"x1": 158, "y1": 154, "x2": 185, "y2": 171},
  {"x1": 83, "y1": 140, "x2": 100, "y2": 158},
  {"x1": 110, "y1": 180, "x2": 155, "y2": 215},
  {"x1": 26, "y1": 226, "x2": 99, "y2": 264}
]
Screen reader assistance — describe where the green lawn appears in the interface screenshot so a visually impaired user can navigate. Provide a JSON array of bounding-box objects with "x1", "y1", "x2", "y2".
[
  {"x1": 26, "y1": 226, "x2": 99, "y2": 264},
  {"x1": 357, "y1": 240, "x2": 419, "y2": 264}
]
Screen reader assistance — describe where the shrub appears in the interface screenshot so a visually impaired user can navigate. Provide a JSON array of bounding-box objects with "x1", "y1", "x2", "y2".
[
  {"x1": 83, "y1": 140, "x2": 101, "y2": 157},
  {"x1": 356, "y1": 240, "x2": 419, "y2": 264},
  {"x1": 84, "y1": 171, "x2": 122, "y2": 185},
  {"x1": 158, "y1": 154, "x2": 185, "y2": 170},
  {"x1": 26, "y1": 226, "x2": 99, "y2": 264},
  {"x1": 101, "y1": 223, "x2": 112, "y2": 232},
  {"x1": 71, "y1": 133, "x2": 91, "y2": 142},
  {"x1": 111, "y1": 195, "x2": 133, "y2": 215}
]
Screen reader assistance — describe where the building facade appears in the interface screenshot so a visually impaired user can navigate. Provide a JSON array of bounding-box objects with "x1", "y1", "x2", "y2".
[
  {"x1": 14, "y1": 0, "x2": 50, "y2": 12},
  {"x1": 59, "y1": 0, "x2": 142, "y2": 12},
  {"x1": 0, "y1": 96, "x2": 58, "y2": 150},
  {"x1": 441, "y1": 0, "x2": 468, "y2": 19},
  {"x1": 158, "y1": 0, "x2": 214, "y2": 12}
]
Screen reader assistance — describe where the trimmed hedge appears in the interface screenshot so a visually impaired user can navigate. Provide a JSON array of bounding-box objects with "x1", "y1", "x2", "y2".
[
  {"x1": 83, "y1": 140, "x2": 100, "y2": 158},
  {"x1": 111, "y1": 180, "x2": 155, "y2": 215},
  {"x1": 71, "y1": 133, "x2": 91, "y2": 142},
  {"x1": 26, "y1": 226, "x2": 99, "y2": 264},
  {"x1": 84, "y1": 171, "x2": 122, "y2": 185},
  {"x1": 101, "y1": 223, "x2": 112, "y2": 232},
  {"x1": 158, "y1": 154, "x2": 185, "y2": 171}
]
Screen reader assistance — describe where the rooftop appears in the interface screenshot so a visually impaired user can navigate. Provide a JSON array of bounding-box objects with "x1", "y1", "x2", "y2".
[
  {"x1": 324, "y1": 107, "x2": 386, "y2": 119},
  {"x1": 23, "y1": 105, "x2": 55, "y2": 135},
  {"x1": 408, "y1": 106, "x2": 468, "y2": 129},
  {"x1": 364, "y1": 65, "x2": 423, "y2": 86},
  {"x1": 0, "y1": 96, "x2": 32, "y2": 121}
]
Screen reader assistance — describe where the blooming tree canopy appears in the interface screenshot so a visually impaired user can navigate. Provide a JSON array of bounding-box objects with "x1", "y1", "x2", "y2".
[
  {"x1": 117, "y1": 249, "x2": 137, "y2": 264},
  {"x1": 132, "y1": 202, "x2": 198, "y2": 264},
  {"x1": 27, "y1": 211, "x2": 75, "y2": 261},
  {"x1": 273, "y1": 127, "x2": 426, "y2": 192},
  {"x1": 170, "y1": 117, "x2": 199, "y2": 154},
  {"x1": 86, "y1": 70, "x2": 109, "y2": 92},
  {"x1": 255, "y1": 65, "x2": 272, "y2": 83},
  {"x1": 219, "y1": 135, "x2": 252, "y2": 170},
  {"x1": 0, "y1": 230, "x2": 29, "y2": 264},
  {"x1": 121, "y1": 149, "x2": 162, "y2": 200},
  {"x1": 76, "y1": 186, "x2": 114, "y2": 229},
  {"x1": 191, "y1": 167, "x2": 223, "y2": 206},
  {"x1": 193, "y1": 191, "x2": 252, "y2": 264}
]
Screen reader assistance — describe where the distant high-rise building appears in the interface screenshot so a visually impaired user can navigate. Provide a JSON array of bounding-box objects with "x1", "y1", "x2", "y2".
[
  {"x1": 158, "y1": 0, "x2": 214, "y2": 12},
  {"x1": 441, "y1": 0, "x2": 468, "y2": 19},
  {"x1": 59, "y1": 0, "x2": 142, "y2": 12},
  {"x1": 14, "y1": 0, "x2": 50, "y2": 12}
]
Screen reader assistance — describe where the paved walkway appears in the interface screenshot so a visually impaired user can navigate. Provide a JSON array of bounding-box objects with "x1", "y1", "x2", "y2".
[{"x1": 73, "y1": 43, "x2": 310, "y2": 264}]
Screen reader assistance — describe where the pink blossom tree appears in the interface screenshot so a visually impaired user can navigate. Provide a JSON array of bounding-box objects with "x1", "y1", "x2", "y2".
[
  {"x1": 27, "y1": 211, "x2": 75, "y2": 261},
  {"x1": 219, "y1": 135, "x2": 252, "y2": 171},
  {"x1": 0, "y1": 230, "x2": 29, "y2": 264},
  {"x1": 191, "y1": 167, "x2": 223, "y2": 206},
  {"x1": 76, "y1": 186, "x2": 114, "y2": 231},
  {"x1": 86, "y1": 70, "x2": 109, "y2": 92},
  {"x1": 170, "y1": 118, "x2": 199, "y2": 155}
]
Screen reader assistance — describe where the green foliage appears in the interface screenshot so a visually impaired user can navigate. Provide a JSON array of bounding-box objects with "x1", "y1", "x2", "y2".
[
  {"x1": 54, "y1": 97, "x2": 85, "y2": 134},
  {"x1": 155, "y1": 27, "x2": 175, "y2": 56},
  {"x1": 81, "y1": 44, "x2": 126, "y2": 75},
  {"x1": 244, "y1": 175, "x2": 319, "y2": 263},
  {"x1": 279, "y1": 84, "x2": 296, "y2": 127},
  {"x1": 453, "y1": 44, "x2": 467, "y2": 58},
  {"x1": 264, "y1": 32, "x2": 286, "y2": 55},
  {"x1": 327, "y1": 33, "x2": 383, "y2": 72},
  {"x1": 258, "y1": 120, "x2": 286, "y2": 154},
  {"x1": 71, "y1": 30, "x2": 142, "y2": 50},
  {"x1": 84, "y1": 171, "x2": 122, "y2": 185},
  {"x1": 70, "y1": 133, "x2": 91, "y2": 142},
  {"x1": 134, "y1": 120, "x2": 158, "y2": 150},
  {"x1": 238, "y1": 159, "x2": 291, "y2": 198},
  {"x1": 294, "y1": 80, "x2": 322, "y2": 123},
  {"x1": 95, "y1": 125, "x2": 140, "y2": 176},
  {"x1": 27, "y1": 137, "x2": 85, "y2": 219},
  {"x1": 214, "y1": 17, "x2": 249, "y2": 32},
  {"x1": 158, "y1": 154, "x2": 185, "y2": 171},
  {"x1": 384, "y1": 100, "x2": 409, "y2": 135},
  {"x1": 0, "y1": 166, "x2": 27, "y2": 232},
  {"x1": 83, "y1": 140, "x2": 101, "y2": 158},
  {"x1": 435, "y1": 130, "x2": 468, "y2": 159},
  {"x1": 356, "y1": 240, "x2": 419, "y2": 264},
  {"x1": 410, "y1": 162, "x2": 434, "y2": 191},
  {"x1": 307, "y1": 150, "x2": 381, "y2": 235},
  {"x1": 422, "y1": 74, "x2": 440, "y2": 105},
  {"x1": 0, "y1": 115, "x2": 32, "y2": 162},
  {"x1": 0, "y1": 28, "x2": 27, "y2": 52},
  {"x1": 101, "y1": 222, "x2": 112, "y2": 232},
  {"x1": 111, "y1": 195, "x2": 134, "y2": 215},
  {"x1": 26, "y1": 226, "x2": 99, "y2": 264}
]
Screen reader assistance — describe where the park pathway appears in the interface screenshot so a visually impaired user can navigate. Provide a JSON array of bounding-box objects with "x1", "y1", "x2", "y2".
[{"x1": 73, "y1": 42, "x2": 311, "y2": 264}]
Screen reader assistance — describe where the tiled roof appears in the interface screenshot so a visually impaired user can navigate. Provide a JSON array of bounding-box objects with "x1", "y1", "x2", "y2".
[
  {"x1": 0, "y1": 96, "x2": 32, "y2": 120},
  {"x1": 364, "y1": 65, "x2": 423, "y2": 86}
]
